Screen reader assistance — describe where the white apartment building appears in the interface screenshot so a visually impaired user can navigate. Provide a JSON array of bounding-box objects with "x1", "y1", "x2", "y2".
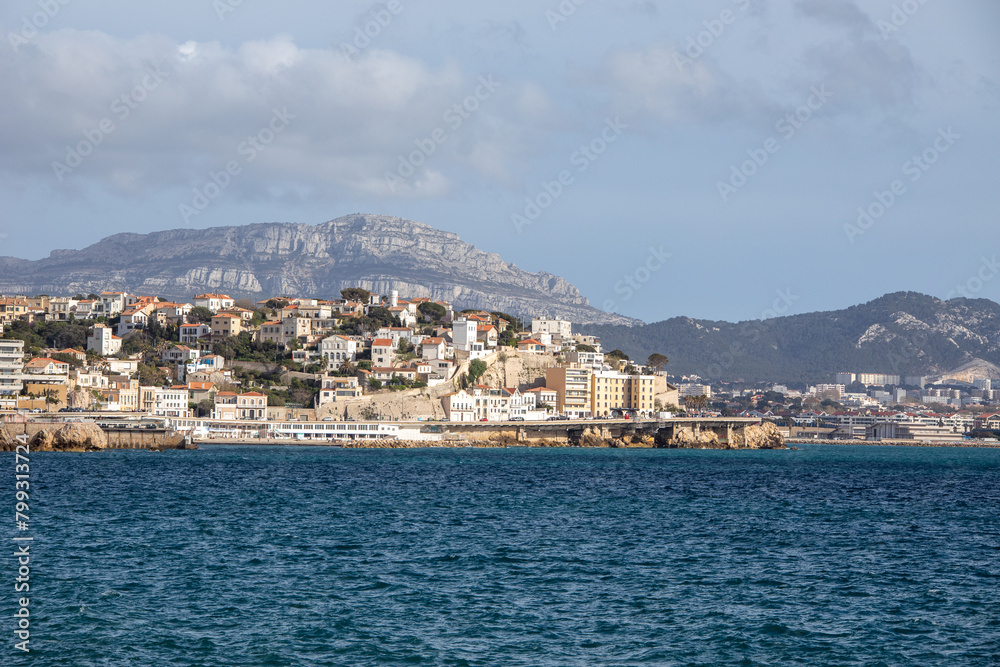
[
  {"x1": 154, "y1": 387, "x2": 190, "y2": 418},
  {"x1": 87, "y1": 324, "x2": 122, "y2": 356},
  {"x1": 193, "y1": 293, "x2": 235, "y2": 313},
  {"x1": 531, "y1": 318, "x2": 572, "y2": 338},
  {"x1": 179, "y1": 323, "x2": 211, "y2": 344},
  {"x1": 0, "y1": 339, "x2": 24, "y2": 406},
  {"x1": 678, "y1": 383, "x2": 713, "y2": 399},
  {"x1": 452, "y1": 318, "x2": 479, "y2": 352}
]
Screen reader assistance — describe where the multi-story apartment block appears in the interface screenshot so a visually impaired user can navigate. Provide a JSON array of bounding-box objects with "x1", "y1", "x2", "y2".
[
  {"x1": 154, "y1": 386, "x2": 189, "y2": 418},
  {"x1": 856, "y1": 373, "x2": 901, "y2": 386},
  {"x1": 0, "y1": 339, "x2": 24, "y2": 407},
  {"x1": 531, "y1": 318, "x2": 572, "y2": 339},
  {"x1": 565, "y1": 350, "x2": 605, "y2": 368},
  {"x1": 546, "y1": 364, "x2": 593, "y2": 418},
  {"x1": 679, "y1": 383, "x2": 714, "y2": 399},
  {"x1": 591, "y1": 370, "x2": 657, "y2": 417},
  {"x1": 452, "y1": 318, "x2": 479, "y2": 352}
]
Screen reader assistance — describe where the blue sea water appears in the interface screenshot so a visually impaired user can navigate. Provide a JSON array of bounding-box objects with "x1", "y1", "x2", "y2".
[{"x1": 7, "y1": 444, "x2": 1000, "y2": 666}]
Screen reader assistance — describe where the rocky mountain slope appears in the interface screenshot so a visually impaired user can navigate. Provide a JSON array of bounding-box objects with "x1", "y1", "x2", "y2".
[
  {"x1": 0, "y1": 214, "x2": 637, "y2": 325},
  {"x1": 583, "y1": 292, "x2": 1000, "y2": 383}
]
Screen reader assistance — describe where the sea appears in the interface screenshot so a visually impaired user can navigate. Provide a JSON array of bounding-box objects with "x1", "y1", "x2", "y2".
[{"x1": 8, "y1": 444, "x2": 1000, "y2": 666}]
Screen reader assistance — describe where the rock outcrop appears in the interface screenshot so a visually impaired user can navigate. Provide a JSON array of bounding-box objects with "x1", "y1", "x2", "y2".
[
  {"x1": 25, "y1": 423, "x2": 109, "y2": 452},
  {"x1": 0, "y1": 214, "x2": 639, "y2": 326},
  {"x1": 731, "y1": 422, "x2": 785, "y2": 450},
  {"x1": 0, "y1": 429, "x2": 20, "y2": 452},
  {"x1": 662, "y1": 422, "x2": 785, "y2": 450}
]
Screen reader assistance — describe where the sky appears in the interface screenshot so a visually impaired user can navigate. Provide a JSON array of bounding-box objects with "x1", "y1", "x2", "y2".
[{"x1": 1, "y1": 0, "x2": 997, "y2": 324}]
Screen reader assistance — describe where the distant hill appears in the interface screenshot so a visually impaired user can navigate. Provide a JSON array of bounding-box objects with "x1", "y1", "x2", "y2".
[
  {"x1": 0, "y1": 214, "x2": 638, "y2": 326},
  {"x1": 582, "y1": 292, "x2": 1000, "y2": 383}
]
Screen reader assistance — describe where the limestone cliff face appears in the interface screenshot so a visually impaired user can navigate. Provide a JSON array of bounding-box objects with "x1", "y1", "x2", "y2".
[{"x1": 0, "y1": 214, "x2": 639, "y2": 325}]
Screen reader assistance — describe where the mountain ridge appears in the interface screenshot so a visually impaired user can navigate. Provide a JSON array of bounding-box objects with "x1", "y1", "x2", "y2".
[
  {"x1": 0, "y1": 214, "x2": 639, "y2": 326},
  {"x1": 582, "y1": 291, "x2": 1000, "y2": 383}
]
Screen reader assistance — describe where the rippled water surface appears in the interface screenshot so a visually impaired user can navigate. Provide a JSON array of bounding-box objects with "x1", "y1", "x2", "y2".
[{"x1": 10, "y1": 444, "x2": 1000, "y2": 665}]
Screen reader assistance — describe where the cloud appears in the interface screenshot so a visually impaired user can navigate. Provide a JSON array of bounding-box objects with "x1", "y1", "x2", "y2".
[
  {"x1": 0, "y1": 30, "x2": 550, "y2": 199},
  {"x1": 793, "y1": 0, "x2": 922, "y2": 112},
  {"x1": 594, "y1": 44, "x2": 772, "y2": 125}
]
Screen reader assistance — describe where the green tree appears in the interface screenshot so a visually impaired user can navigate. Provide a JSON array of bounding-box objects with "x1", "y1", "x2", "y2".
[
  {"x1": 468, "y1": 359, "x2": 488, "y2": 384},
  {"x1": 490, "y1": 312, "x2": 522, "y2": 333},
  {"x1": 340, "y1": 288, "x2": 371, "y2": 303},
  {"x1": 647, "y1": 353, "x2": 669, "y2": 372},
  {"x1": 365, "y1": 307, "x2": 398, "y2": 328},
  {"x1": 418, "y1": 302, "x2": 447, "y2": 322},
  {"x1": 137, "y1": 363, "x2": 167, "y2": 387},
  {"x1": 605, "y1": 349, "x2": 630, "y2": 365},
  {"x1": 265, "y1": 298, "x2": 289, "y2": 311},
  {"x1": 50, "y1": 352, "x2": 83, "y2": 369},
  {"x1": 576, "y1": 344, "x2": 597, "y2": 353},
  {"x1": 188, "y1": 306, "x2": 215, "y2": 324}
]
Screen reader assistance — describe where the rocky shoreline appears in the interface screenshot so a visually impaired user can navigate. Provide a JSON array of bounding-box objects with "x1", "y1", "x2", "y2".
[{"x1": 0, "y1": 423, "x2": 110, "y2": 452}]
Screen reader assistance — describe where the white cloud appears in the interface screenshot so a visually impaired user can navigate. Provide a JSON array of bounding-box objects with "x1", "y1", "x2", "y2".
[{"x1": 0, "y1": 30, "x2": 545, "y2": 200}]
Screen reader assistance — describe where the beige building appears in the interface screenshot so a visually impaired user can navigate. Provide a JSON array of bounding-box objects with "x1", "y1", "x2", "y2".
[
  {"x1": 102, "y1": 376, "x2": 140, "y2": 411},
  {"x1": 47, "y1": 297, "x2": 80, "y2": 322},
  {"x1": 0, "y1": 297, "x2": 29, "y2": 326},
  {"x1": 318, "y1": 376, "x2": 363, "y2": 406},
  {"x1": 210, "y1": 313, "x2": 243, "y2": 341},
  {"x1": 545, "y1": 364, "x2": 593, "y2": 418},
  {"x1": 590, "y1": 370, "x2": 657, "y2": 417}
]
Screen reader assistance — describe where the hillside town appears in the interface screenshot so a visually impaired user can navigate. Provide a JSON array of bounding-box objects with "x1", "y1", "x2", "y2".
[
  {"x1": 0, "y1": 290, "x2": 678, "y2": 440},
  {"x1": 2, "y1": 289, "x2": 999, "y2": 445}
]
